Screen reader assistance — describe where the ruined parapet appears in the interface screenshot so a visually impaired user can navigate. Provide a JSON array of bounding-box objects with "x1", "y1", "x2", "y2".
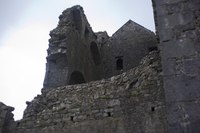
[
  {"x1": 0, "y1": 102, "x2": 15, "y2": 133},
  {"x1": 102, "y1": 20, "x2": 157, "y2": 78},
  {"x1": 43, "y1": 5, "x2": 102, "y2": 88},
  {"x1": 153, "y1": 0, "x2": 200, "y2": 132}
]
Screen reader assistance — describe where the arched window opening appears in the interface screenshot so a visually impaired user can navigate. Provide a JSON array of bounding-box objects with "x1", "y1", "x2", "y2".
[
  {"x1": 90, "y1": 42, "x2": 101, "y2": 65},
  {"x1": 148, "y1": 46, "x2": 158, "y2": 52},
  {"x1": 116, "y1": 57, "x2": 123, "y2": 70},
  {"x1": 69, "y1": 71, "x2": 85, "y2": 85}
]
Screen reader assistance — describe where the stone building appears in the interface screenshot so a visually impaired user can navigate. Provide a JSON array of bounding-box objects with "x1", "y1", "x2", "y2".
[
  {"x1": 101, "y1": 20, "x2": 157, "y2": 78},
  {"x1": 43, "y1": 5, "x2": 157, "y2": 87},
  {"x1": 1, "y1": 0, "x2": 200, "y2": 132}
]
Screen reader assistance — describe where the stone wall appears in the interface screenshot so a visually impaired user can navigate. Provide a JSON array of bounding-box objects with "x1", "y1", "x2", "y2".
[
  {"x1": 14, "y1": 51, "x2": 166, "y2": 133},
  {"x1": 102, "y1": 20, "x2": 157, "y2": 78},
  {"x1": 153, "y1": 0, "x2": 200, "y2": 132},
  {"x1": 43, "y1": 5, "x2": 101, "y2": 87},
  {"x1": 1, "y1": 1, "x2": 200, "y2": 132},
  {"x1": 0, "y1": 102, "x2": 15, "y2": 133},
  {"x1": 43, "y1": 5, "x2": 157, "y2": 88}
]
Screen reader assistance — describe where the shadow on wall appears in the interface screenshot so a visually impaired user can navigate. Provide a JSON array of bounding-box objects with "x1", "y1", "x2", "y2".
[
  {"x1": 68, "y1": 71, "x2": 85, "y2": 85},
  {"x1": 90, "y1": 41, "x2": 101, "y2": 65}
]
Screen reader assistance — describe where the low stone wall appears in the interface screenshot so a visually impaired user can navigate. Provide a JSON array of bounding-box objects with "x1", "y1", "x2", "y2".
[{"x1": 14, "y1": 51, "x2": 166, "y2": 133}]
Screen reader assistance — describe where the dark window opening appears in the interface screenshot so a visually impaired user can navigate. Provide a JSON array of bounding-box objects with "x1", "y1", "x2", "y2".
[
  {"x1": 71, "y1": 9, "x2": 82, "y2": 31},
  {"x1": 90, "y1": 42, "x2": 101, "y2": 65},
  {"x1": 16, "y1": 122, "x2": 20, "y2": 127},
  {"x1": 69, "y1": 71, "x2": 85, "y2": 85},
  {"x1": 148, "y1": 46, "x2": 158, "y2": 52},
  {"x1": 94, "y1": 34, "x2": 97, "y2": 39},
  {"x1": 85, "y1": 26, "x2": 89, "y2": 38},
  {"x1": 70, "y1": 116, "x2": 74, "y2": 122},
  {"x1": 151, "y1": 107, "x2": 155, "y2": 112},
  {"x1": 107, "y1": 112, "x2": 111, "y2": 117},
  {"x1": 116, "y1": 58, "x2": 123, "y2": 70}
]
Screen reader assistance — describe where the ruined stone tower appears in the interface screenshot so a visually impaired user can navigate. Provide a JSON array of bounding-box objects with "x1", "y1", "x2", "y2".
[
  {"x1": 43, "y1": 5, "x2": 101, "y2": 87},
  {"x1": 1, "y1": 0, "x2": 200, "y2": 133},
  {"x1": 43, "y1": 5, "x2": 157, "y2": 88}
]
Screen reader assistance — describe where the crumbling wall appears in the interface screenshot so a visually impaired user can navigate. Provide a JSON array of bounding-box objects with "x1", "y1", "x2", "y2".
[
  {"x1": 15, "y1": 51, "x2": 166, "y2": 133},
  {"x1": 43, "y1": 5, "x2": 102, "y2": 88},
  {"x1": 0, "y1": 102, "x2": 15, "y2": 133},
  {"x1": 43, "y1": 5, "x2": 157, "y2": 88},
  {"x1": 153, "y1": 0, "x2": 200, "y2": 132}
]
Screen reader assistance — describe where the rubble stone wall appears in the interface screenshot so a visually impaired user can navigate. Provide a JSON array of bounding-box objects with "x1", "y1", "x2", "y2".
[{"x1": 15, "y1": 51, "x2": 166, "y2": 133}]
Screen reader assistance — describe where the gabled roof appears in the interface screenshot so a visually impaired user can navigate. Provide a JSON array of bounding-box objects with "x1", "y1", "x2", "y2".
[{"x1": 112, "y1": 19, "x2": 154, "y2": 38}]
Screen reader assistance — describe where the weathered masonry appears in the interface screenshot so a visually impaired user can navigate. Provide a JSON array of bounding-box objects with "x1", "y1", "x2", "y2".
[
  {"x1": 43, "y1": 5, "x2": 157, "y2": 88},
  {"x1": 153, "y1": 0, "x2": 200, "y2": 132},
  {"x1": 0, "y1": 0, "x2": 200, "y2": 133}
]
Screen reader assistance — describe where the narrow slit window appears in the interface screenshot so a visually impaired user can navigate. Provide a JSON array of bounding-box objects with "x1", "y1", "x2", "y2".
[
  {"x1": 151, "y1": 107, "x2": 155, "y2": 112},
  {"x1": 107, "y1": 112, "x2": 111, "y2": 117},
  {"x1": 116, "y1": 58, "x2": 123, "y2": 70}
]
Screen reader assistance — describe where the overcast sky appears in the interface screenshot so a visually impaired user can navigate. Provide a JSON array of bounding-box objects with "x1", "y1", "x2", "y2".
[{"x1": 0, "y1": 0, "x2": 155, "y2": 120}]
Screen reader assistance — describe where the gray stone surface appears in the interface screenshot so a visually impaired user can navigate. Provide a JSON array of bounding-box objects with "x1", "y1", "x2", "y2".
[
  {"x1": 43, "y1": 5, "x2": 157, "y2": 88},
  {"x1": 102, "y1": 20, "x2": 157, "y2": 78},
  {"x1": 0, "y1": 102, "x2": 15, "y2": 133},
  {"x1": 43, "y1": 5, "x2": 101, "y2": 88},
  {"x1": 153, "y1": 0, "x2": 200, "y2": 132}
]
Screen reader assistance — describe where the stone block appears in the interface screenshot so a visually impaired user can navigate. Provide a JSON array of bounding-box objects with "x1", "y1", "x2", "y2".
[
  {"x1": 164, "y1": 74, "x2": 200, "y2": 103},
  {"x1": 183, "y1": 58, "x2": 200, "y2": 76},
  {"x1": 166, "y1": 101, "x2": 200, "y2": 133},
  {"x1": 161, "y1": 58, "x2": 176, "y2": 76},
  {"x1": 160, "y1": 39, "x2": 196, "y2": 59},
  {"x1": 158, "y1": 28, "x2": 173, "y2": 42}
]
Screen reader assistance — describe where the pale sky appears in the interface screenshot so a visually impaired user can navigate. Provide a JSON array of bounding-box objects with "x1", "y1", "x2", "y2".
[{"x1": 0, "y1": 0, "x2": 155, "y2": 120}]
